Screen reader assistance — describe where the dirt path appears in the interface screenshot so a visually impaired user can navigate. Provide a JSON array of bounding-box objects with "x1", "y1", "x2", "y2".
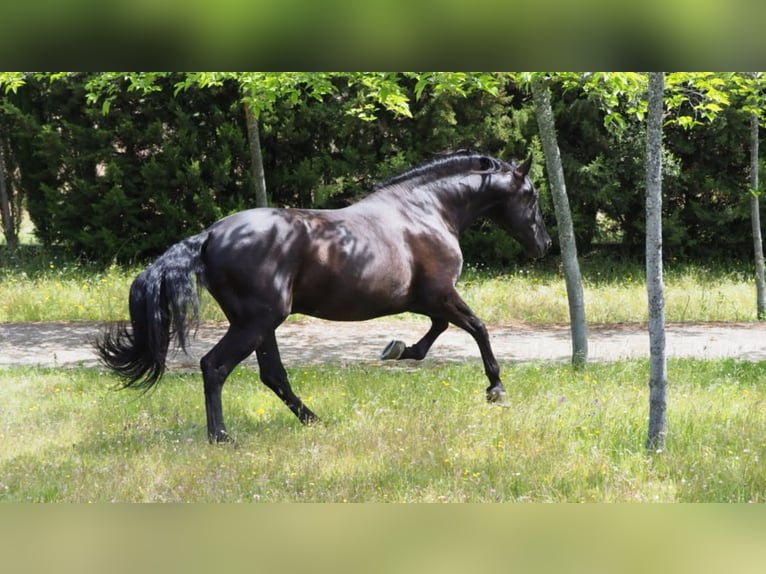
[{"x1": 2, "y1": 317, "x2": 766, "y2": 370}]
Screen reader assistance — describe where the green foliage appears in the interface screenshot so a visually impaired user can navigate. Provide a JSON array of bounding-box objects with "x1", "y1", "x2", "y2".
[
  {"x1": 553, "y1": 78, "x2": 754, "y2": 257},
  {"x1": 1, "y1": 72, "x2": 763, "y2": 264},
  {"x1": 665, "y1": 72, "x2": 730, "y2": 128},
  {"x1": 730, "y1": 72, "x2": 766, "y2": 118},
  {"x1": 5, "y1": 73, "x2": 251, "y2": 261},
  {"x1": 0, "y1": 72, "x2": 27, "y2": 94}
]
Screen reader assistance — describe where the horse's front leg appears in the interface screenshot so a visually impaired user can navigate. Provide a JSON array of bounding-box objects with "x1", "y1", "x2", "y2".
[
  {"x1": 381, "y1": 317, "x2": 449, "y2": 361},
  {"x1": 440, "y1": 293, "x2": 509, "y2": 406}
]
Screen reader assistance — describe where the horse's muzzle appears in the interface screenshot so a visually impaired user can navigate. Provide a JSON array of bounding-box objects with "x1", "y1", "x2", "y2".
[{"x1": 526, "y1": 234, "x2": 552, "y2": 259}]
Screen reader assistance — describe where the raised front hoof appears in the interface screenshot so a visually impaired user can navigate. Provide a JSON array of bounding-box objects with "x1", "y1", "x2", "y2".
[
  {"x1": 381, "y1": 339, "x2": 406, "y2": 360},
  {"x1": 486, "y1": 387, "x2": 510, "y2": 407},
  {"x1": 209, "y1": 430, "x2": 234, "y2": 444}
]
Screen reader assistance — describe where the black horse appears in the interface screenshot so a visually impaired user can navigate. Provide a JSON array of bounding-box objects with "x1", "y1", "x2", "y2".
[{"x1": 96, "y1": 151, "x2": 551, "y2": 442}]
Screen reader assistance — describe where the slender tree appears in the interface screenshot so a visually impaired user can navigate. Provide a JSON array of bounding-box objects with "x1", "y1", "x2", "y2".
[
  {"x1": 243, "y1": 97, "x2": 268, "y2": 207},
  {"x1": 0, "y1": 73, "x2": 27, "y2": 247},
  {"x1": 578, "y1": 72, "x2": 733, "y2": 450},
  {"x1": 733, "y1": 72, "x2": 766, "y2": 320},
  {"x1": 530, "y1": 74, "x2": 588, "y2": 367},
  {"x1": 750, "y1": 110, "x2": 766, "y2": 319},
  {"x1": 0, "y1": 134, "x2": 16, "y2": 247},
  {"x1": 645, "y1": 72, "x2": 667, "y2": 451}
]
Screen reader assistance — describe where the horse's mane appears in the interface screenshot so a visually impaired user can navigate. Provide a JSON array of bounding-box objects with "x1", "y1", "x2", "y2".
[{"x1": 374, "y1": 150, "x2": 516, "y2": 191}]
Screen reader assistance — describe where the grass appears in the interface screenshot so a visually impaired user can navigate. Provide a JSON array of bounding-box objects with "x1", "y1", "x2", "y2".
[
  {"x1": 1, "y1": 359, "x2": 765, "y2": 502},
  {"x1": 458, "y1": 261, "x2": 758, "y2": 324},
  {"x1": 0, "y1": 245, "x2": 761, "y2": 323},
  {"x1": 2, "y1": 246, "x2": 765, "y2": 502}
]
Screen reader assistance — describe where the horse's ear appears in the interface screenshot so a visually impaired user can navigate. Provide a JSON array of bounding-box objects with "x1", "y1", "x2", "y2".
[{"x1": 516, "y1": 155, "x2": 533, "y2": 178}]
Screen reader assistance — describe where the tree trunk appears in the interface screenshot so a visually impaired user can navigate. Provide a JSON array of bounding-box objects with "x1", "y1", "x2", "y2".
[
  {"x1": 531, "y1": 76, "x2": 588, "y2": 367},
  {"x1": 645, "y1": 72, "x2": 667, "y2": 451},
  {"x1": 0, "y1": 134, "x2": 18, "y2": 247},
  {"x1": 244, "y1": 101, "x2": 269, "y2": 208},
  {"x1": 750, "y1": 112, "x2": 766, "y2": 320}
]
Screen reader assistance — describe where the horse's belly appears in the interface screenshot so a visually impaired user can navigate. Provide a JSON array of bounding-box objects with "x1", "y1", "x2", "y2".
[{"x1": 291, "y1": 276, "x2": 411, "y2": 321}]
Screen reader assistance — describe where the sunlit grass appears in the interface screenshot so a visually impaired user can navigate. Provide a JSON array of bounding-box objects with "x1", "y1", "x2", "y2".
[
  {"x1": 0, "y1": 263, "x2": 131, "y2": 322},
  {"x1": 2, "y1": 359, "x2": 765, "y2": 502},
  {"x1": 0, "y1": 249, "x2": 227, "y2": 322},
  {"x1": 0, "y1": 248, "x2": 761, "y2": 324},
  {"x1": 459, "y1": 261, "x2": 758, "y2": 324}
]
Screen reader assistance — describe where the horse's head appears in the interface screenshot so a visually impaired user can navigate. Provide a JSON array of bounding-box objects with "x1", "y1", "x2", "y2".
[
  {"x1": 375, "y1": 150, "x2": 551, "y2": 259},
  {"x1": 487, "y1": 156, "x2": 552, "y2": 259}
]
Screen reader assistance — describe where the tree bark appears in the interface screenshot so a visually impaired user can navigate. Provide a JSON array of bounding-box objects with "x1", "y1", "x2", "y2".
[
  {"x1": 244, "y1": 101, "x2": 269, "y2": 208},
  {"x1": 750, "y1": 112, "x2": 766, "y2": 320},
  {"x1": 531, "y1": 76, "x2": 588, "y2": 367},
  {"x1": 645, "y1": 72, "x2": 667, "y2": 451},
  {"x1": 0, "y1": 133, "x2": 18, "y2": 247}
]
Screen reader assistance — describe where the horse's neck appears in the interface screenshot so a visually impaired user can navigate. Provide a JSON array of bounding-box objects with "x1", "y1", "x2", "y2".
[
  {"x1": 367, "y1": 175, "x2": 498, "y2": 234},
  {"x1": 407, "y1": 178, "x2": 497, "y2": 234}
]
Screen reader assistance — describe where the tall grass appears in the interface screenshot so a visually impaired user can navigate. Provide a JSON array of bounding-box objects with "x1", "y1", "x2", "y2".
[
  {"x1": 0, "y1": 246, "x2": 760, "y2": 323},
  {"x1": 0, "y1": 247, "x2": 227, "y2": 322},
  {"x1": 1, "y1": 359, "x2": 765, "y2": 502},
  {"x1": 457, "y1": 260, "x2": 756, "y2": 324}
]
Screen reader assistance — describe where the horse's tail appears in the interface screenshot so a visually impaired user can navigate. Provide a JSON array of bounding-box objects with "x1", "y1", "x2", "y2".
[{"x1": 95, "y1": 232, "x2": 209, "y2": 391}]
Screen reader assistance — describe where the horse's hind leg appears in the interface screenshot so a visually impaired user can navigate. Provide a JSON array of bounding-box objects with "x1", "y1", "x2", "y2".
[
  {"x1": 381, "y1": 317, "x2": 449, "y2": 361},
  {"x1": 256, "y1": 331, "x2": 318, "y2": 424},
  {"x1": 200, "y1": 325, "x2": 265, "y2": 443}
]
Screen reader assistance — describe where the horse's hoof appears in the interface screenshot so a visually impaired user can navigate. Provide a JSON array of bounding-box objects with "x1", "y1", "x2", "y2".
[
  {"x1": 487, "y1": 388, "x2": 510, "y2": 407},
  {"x1": 210, "y1": 430, "x2": 234, "y2": 444},
  {"x1": 302, "y1": 413, "x2": 322, "y2": 426},
  {"x1": 381, "y1": 339, "x2": 406, "y2": 360}
]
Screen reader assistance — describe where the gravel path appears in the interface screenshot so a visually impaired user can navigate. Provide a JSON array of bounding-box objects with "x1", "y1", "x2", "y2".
[{"x1": 2, "y1": 318, "x2": 766, "y2": 370}]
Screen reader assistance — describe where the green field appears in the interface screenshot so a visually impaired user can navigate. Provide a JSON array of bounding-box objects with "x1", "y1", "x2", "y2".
[
  {"x1": 1, "y1": 359, "x2": 765, "y2": 502},
  {"x1": 2, "y1": 248, "x2": 765, "y2": 502}
]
